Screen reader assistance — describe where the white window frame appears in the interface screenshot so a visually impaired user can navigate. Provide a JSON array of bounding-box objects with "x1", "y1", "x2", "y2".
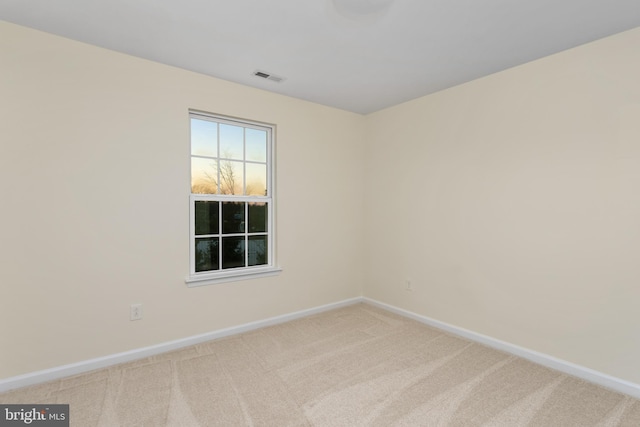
[{"x1": 186, "y1": 110, "x2": 280, "y2": 286}]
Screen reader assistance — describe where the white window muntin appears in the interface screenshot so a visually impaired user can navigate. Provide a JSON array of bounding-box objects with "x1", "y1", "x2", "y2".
[{"x1": 187, "y1": 111, "x2": 278, "y2": 286}]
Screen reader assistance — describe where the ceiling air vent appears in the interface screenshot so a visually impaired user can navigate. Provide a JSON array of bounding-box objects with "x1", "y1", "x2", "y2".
[{"x1": 252, "y1": 70, "x2": 285, "y2": 83}]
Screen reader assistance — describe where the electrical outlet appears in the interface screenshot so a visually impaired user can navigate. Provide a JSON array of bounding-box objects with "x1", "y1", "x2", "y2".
[{"x1": 130, "y1": 303, "x2": 143, "y2": 321}]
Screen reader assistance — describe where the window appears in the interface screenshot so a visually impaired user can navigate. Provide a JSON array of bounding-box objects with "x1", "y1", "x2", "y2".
[{"x1": 187, "y1": 111, "x2": 279, "y2": 286}]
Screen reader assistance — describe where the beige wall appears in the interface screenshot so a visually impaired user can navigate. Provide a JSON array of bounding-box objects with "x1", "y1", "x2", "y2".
[
  {"x1": 0, "y1": 21, "x2": 365, "y2": 379},
  {"x1": 364, "y1": 28, "x2": 640, "y2": 383},
  {"x1": 3, "y1": 19, "x2": 640, "y2": 387}
]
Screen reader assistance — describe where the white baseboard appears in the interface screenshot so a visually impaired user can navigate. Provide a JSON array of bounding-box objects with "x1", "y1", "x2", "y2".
[
  {"x1": 0, "y1": 297, "x2": 364, "y2": 393},
  {"x1": 5, "y1": 296, "x2": 639, "y2": 400},
  {"x1": 363, "y1": 297, "x2": 640, "y2": 399}
]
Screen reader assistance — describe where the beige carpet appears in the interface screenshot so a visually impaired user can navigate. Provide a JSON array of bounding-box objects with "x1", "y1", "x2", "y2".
[{"x1": 2, "y1": 303, "x2": 640, "y2": 426}]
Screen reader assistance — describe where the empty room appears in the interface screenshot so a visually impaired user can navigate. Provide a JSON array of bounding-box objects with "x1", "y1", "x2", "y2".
[{"x1": 1, "y1": 0, "x2": 640, "y2": 425}]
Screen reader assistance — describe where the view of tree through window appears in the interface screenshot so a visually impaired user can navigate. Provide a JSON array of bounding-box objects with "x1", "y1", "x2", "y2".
[{"x1": 189, "y1": 112, "x2": 273, "y2": 278}]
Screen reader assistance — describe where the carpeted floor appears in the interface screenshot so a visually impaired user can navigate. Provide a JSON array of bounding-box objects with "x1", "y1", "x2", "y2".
[{"x1": 2, "y1": 303, "x2": 640, "y2": 426}]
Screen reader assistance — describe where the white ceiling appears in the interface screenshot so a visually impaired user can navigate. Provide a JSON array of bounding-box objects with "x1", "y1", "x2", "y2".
[{"x1": 2, "y1": 0, "x2": 639, "y2": 114}]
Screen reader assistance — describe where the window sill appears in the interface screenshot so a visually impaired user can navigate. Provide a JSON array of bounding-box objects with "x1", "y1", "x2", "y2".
[{"x1": 185, "y1": 266, "x2": 282, "y2": 287}]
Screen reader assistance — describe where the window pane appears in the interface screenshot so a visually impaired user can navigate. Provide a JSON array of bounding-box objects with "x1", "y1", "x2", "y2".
[
  {"x1": 194, "y1": 201, "x2": 219, "y2": 235},
  {"x1": 246, "y1": 163, "x2": 267, "y2": 196},
  {"x1": 246, "y1": 128, "x2": 267, "y2": 162},
  {"x1": 248, "y1": 236, "x2": 267, "y2": 266},
  {"x1": 222, "y1": 202, "x2": 245, "y2": 234},
  {"x1": 219, "y1": 160, "x2": 243, "y2": 195},
  {"x1": 195, "y1": 238, "x2": 219, "y2": 272},
  {"x1": 248, "y1": 203, "x2": 267, "y2": 233},
  {"x1": 222, "y1": 236, "x2": 245, "y2": 269},
  {"x1": 191, "y1": 119, "x2": 217, "y2": 157},
  {"x1": 191, "y1": 157, "x2": 218, "y2": 194},
  {"x1": 189, "y1": 112, "x2": 273, "y2": 281},
  {"x1": 220, "y1": 124, "x2": 243, "y2": 160}
]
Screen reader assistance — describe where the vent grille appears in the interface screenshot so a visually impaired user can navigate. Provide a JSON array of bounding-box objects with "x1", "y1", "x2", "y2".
[{"x1": 252, "y1": 70, "x2": 285, "y2": 83}]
